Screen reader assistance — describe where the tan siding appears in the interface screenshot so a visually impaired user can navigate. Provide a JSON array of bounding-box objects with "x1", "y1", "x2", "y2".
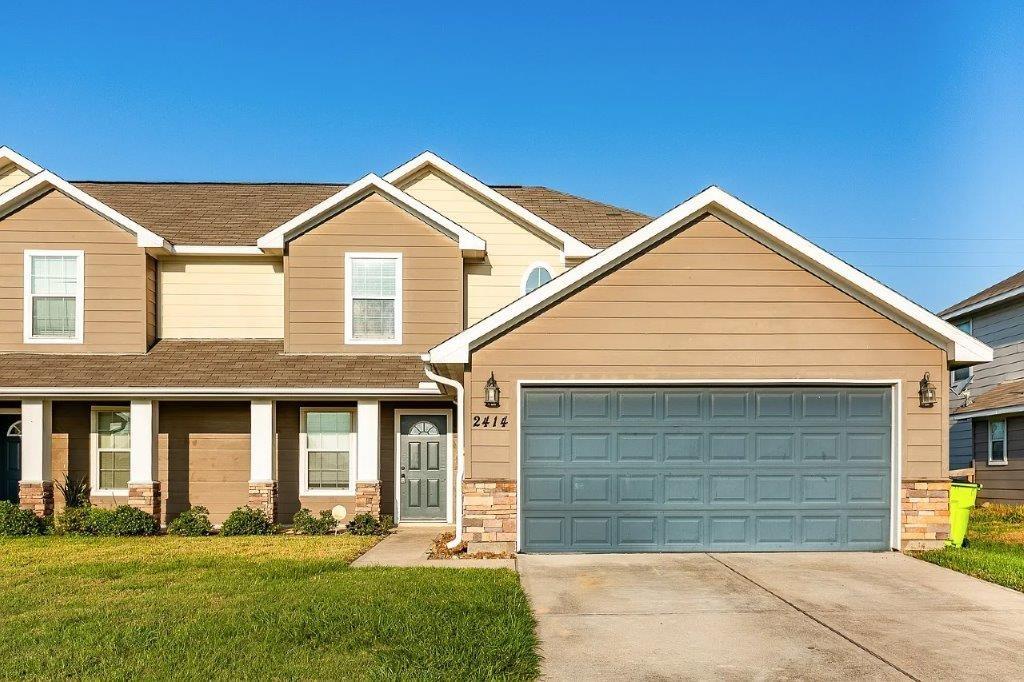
[
  {"x1": 401, "y1": 170, "x2": 568, "y2": 324},
  {"x1": 466, "y1": 214, "x2": 948, "y2": 482},
  {"x1": 285, "y1": 193, "x2": 463, "y2": 354},
  {"x1": 0, "y1": 190, "x2": 147, "y2": 353},
  {"x1": 158, "y1": 402, "x2": 250, "y2": 524},
  {"x1": 146, "y1": 256, "x2": 158, "y2": 347},
  {"x1": 159, "y1": 256, "x2": 284, "y2": 339},
  {"x1": 51, "y1": 402, "x2": 93, "y2": 510},
  {"x1": 0, "y1": 164, "x2": 30, "y2": 193}
]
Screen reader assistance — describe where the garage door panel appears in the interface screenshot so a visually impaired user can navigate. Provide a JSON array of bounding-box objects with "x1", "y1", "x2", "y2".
[{"x1": 521, "y1": 386, "x2": 892, "y2": 552}]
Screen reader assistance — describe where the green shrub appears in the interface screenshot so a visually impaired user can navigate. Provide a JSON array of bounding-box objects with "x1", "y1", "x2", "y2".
[
  {"x1": 346, "y1": 513, "x2": 390, "y2": 536},
  {"x1": 292, "y1": 508, "x2": 338, "y2": 535},
  {"x1": 167, "y1": 506, "x2": 213, "y2": 536},
  {"x1": 379, "y1": 515, "x2": 396, "y2": 532},
  {"x1": 54, "y1": 504, "x2": 158, "y2": 536},
  {"x1": 0, "y1": 500, "x2": 43, "y2": 536},
  {"x1": 55, "y1": 474, "x2": 90, "y2": 508},
  {"x1": 220, "y1": 506, "x2": 277, "y2": 536}
]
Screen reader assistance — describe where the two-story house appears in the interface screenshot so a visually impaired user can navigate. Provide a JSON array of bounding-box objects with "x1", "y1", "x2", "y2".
[
  {"x1": 0, "y1": 145, "x2": 990, "y2": 553},
  {"x1": 942, "y1": 272, "x2": 1024, "y2": 504}
]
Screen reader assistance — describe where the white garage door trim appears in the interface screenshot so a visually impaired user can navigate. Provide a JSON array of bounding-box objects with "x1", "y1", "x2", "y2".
[{"x1": 515, "y1": 379, "x2": 903, "y2": 552}]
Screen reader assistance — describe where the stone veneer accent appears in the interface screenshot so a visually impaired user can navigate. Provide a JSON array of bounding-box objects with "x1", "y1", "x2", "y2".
[
  {"x1": 901, "y1": 479, "x2": 951, "y2": 551},
  {"x1": 19, "y1": 481, "x2": 54, "y2": 517},
  {"x1": 127, "y1": 482, "x2": 161, "y2": 519},
  {"x1": 248, "y1": 481, "x2": 278, "y2": 521},
  {"x1": 463, "y1": 480, "x2": 517, "y2": 553},
  {"x1": 354, "y1": 482, "x2": 382, "y2": 518}
]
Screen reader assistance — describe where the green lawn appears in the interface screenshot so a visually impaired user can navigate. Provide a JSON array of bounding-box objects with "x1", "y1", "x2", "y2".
[
  {"x1": 917, "y1": 504, "x2": 1024, "y2": 592},
  {"x1": 0, "y1": 536, "x2": 539, "y2": 681}
]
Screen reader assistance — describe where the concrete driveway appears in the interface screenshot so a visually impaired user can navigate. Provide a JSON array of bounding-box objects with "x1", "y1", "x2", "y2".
[{"x1": 518, "y1": 552, "x2": 1024, "y2": 680}]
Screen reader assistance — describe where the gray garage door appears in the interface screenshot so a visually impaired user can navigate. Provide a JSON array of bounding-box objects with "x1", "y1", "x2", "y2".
[{"x1": 521, "y1": 386, "x2": 892, "y2": 552}]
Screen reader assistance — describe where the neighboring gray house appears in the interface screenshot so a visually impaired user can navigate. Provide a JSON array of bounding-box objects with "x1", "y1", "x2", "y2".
[{"x1": 942, "y1": 269, "x2": 1024, "y2": 504}]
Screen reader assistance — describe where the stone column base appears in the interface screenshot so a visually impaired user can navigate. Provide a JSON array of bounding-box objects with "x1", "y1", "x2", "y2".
[
  {"x1": 248, "y1": 481, "x2": 278, "y2": 522},
  {"x1": 128, "y1": 482, "x2": 161, "y2": 520},
  {"x1": 19, "y1": 481, "x2": 54, "y2": 517},
  {"x1": 354, "y1": 481, "x2": 381, "y2": 518},
  {"x1": 463, "y1": 480, "x2": 517, "y2": 554},
  {"x1": 901, "y1": 479, "x2": 951, "y2": 551}
]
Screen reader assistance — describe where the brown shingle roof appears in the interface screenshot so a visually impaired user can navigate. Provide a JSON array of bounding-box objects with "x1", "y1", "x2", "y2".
[
  {"x1": 0, "y1": 340, "x2": 427, "y2": 389},
  {"x1": 954, "y1": 378, "x2": 1024, "y2": 415},
  {"x1": 70, "y1": 181, "x2": 650, "y2": 249},
  {"x1": 940, "y1": 268, "x2": 1024, "y2": 318}
]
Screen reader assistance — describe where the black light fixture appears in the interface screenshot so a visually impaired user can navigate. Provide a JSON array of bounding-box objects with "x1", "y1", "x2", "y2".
[
  {"x1": 918, "y1": 372, "x2": 937, "y2": 408},
  {"x1": 484, "y1": 372, "x2": 501, "y2": 408}
]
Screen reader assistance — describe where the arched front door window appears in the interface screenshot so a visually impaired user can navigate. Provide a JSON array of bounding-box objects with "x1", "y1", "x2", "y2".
[
  {"x1": 407, "y1": 420, "x2": 440, "y2": 436},
  {"x1": 5, "y1": 420, "x2": 21, "y2": 439}
]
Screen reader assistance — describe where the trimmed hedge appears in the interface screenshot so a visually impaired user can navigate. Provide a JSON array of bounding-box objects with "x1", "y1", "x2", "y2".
[
  {"x1": 0, "y1": 501, "x2": 44, "y2": 536},
  {"x1": 292, "y1": 508, "x2": 338, "y2": 535},
  {"x1": 220, "y1": 506, "x2": 277, "y2": 536},
  {"x1": 167, "y1": 506, "x2": 214, "y2": 536},
  {"x1": 54, "y1": 504, "x2": 158, "y2": 536}
]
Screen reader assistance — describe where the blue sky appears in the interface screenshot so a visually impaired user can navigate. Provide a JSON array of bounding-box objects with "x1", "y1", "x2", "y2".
[{"x1": 1, "y1": 2, "x2": 1021, "y2": 312}]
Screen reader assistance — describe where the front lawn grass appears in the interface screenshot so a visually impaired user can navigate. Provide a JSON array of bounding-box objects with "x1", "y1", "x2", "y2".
[
  {"x1": 917, "y1": 504, "x2": 1024, "y2": 593},
  {"x1": 0, "y1": 536, "x2": 539, "y2": 681}
]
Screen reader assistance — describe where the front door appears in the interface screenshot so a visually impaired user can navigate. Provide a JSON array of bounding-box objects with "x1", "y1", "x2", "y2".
[
  {"x1": 399, "y1": 414, "x2": 448, "y2": 521},
  {"x1": 0, "y1": 416, "x2": 21, "y2": 504}
]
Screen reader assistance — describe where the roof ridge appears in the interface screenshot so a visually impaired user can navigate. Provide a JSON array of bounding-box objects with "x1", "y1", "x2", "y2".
[
  {"x1": 73, "y1": 180, "x2": 349, "y2": 187},
  {"x1": 506, "y1": 184, "x2": 652, "y2": 219}
]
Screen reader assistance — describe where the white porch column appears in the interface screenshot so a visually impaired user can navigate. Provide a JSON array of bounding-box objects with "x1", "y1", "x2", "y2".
[
  {"x1": 355, "y1": 400, "x2": 381, "y2": 517},
  {"x1": 248, "y1": 399, "x2": 277, "y2": 520},
  {"x1": 127, "y1": 400, "x2": 161, "y2": 518},
  {"x1": 20, "y1": 399, "x2": 53, "y2": 516}
]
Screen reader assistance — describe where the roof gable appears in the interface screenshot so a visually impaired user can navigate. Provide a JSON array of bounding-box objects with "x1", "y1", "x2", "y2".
[
  {"x1": 0, "y1": 146, "x2": 44, "y2": 176},
  {"x1": 385, "y1": 151, "x2": 599, "y2": 259},
  {"x1": 427, "y1": 186, "x2": 993, "y2": 366},
  {"x1": 940, "y1": 268, "x2": 1024, "y2": 320}
]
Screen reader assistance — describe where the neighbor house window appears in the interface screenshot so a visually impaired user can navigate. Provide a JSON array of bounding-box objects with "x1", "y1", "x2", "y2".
[
  {"x1": 989, "y1": 419, "x2": 1008, "y2": 466},
  {"x1": 345, "y1": 253, "x2": 402, "y2": 344},
  {"x1": 92, "y1": 408, "x2": 131, "y2": 492},
  {"x1": 951, "y1": 319, "x2": 973, "y2": 383},
  {"x1": 300, "y1": 409, "x2": 355, "y2": 494},
  {"x1": 24, "y1": 251, "x2": 84, "y2": 343},
  {"x1": 521, "y1": 262, "x2": 553, "y2": 294}
]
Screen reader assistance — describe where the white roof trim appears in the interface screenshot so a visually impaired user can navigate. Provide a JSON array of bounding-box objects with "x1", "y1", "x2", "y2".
[
  {"x1": 170, "y1": 245, "x2": 265, "y2": 256},
  {"x1": 384, "y1": 151, "x2": 599, "y2": 259},
  {"x1": 427, "y1": 185, "x2": 993, "y2": 366},
  {"x1": 952, "y1": 404, "x2": 1024, "y2": 420},
  {"x1": 256, "y1": 173, "x2": 486, "y2": 252},
  {"x1": 0, "y1": 171, "x2": 167, "y2": 248},
  {"x1": 0, "y1": 146, "x2": 44, "y2": 175},
  {"x1": 0, "y1": 386, "x2": 442, "y2": 398},
  {"x1": 941, "y1": 284, "x2": 1024, "y2": 321}
]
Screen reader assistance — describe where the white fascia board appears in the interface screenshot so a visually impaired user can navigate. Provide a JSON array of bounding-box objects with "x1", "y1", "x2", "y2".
[
  {"x1": 0, "y1": 386, "x2": 443, "y2": 398},
  {"x1": 384, "y1": 151, "x2": 599, "y2": 259},
  {"x1": 0, "y1": 146, "x2": 44, "y2": 175},
  {"x1": 428, "y1": 185, "x2": 993, "y2": 366},
  {"x1": 256, "y1": 173, "x2": 486, "y2": 253},
  {"x1": 170, "y1": 245, "x2": 266, "y2": 255},
  {"x1": 952, "y1": 404, "x2": 1024, "y2": 421},
  {"x1": 941, "y1": 285, "x2": 1024, "y2": 321},
  {"x1": 0, "y1": 171, "x2": 167, "y2": 249}
]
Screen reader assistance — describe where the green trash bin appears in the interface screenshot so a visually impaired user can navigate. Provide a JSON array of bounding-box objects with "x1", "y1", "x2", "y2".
[{"x1": 947, "y1": 482, "x2": 982, "y2": 548}]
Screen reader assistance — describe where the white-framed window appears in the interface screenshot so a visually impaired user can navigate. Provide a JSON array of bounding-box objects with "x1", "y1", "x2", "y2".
[
  {"x1": 521, "y1": 261, "x2": 553, "y2": 295},
  {"x1": 300, "y1": 408, "x2": 356, "y2": 495},
  {"x1": 24, "y1": 250, "x2": 85, "y2": 344},
  {"x1": 951, "y1": 319, "x2": 973, "y2": 384},
  {"x1": 344, "y1": 253, "x2": 402, "y2": 344},
  {"x1": 988, "y1": 419, "x2": 1008, "y2": 466},
  {"x1": 91, "y1": 407, "x2": 131, "y2": 494}
]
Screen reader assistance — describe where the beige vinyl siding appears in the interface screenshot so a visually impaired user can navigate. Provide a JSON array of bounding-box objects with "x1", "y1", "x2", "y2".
[
  {"x1": 0, "y1": 164, "x2": 30, "y2": 194},
  {"x1": 466, "y1": 213, "x2": 948, "y2": 481},
  {"x1": 0, "y1": 190, "x2": 148, "y2": 353},
  {"x1": 400, "y1": 170, "x2": 568, "y2": 324},
  {"x1": 146, "y1": 256, "x2": 158, "y2": 346},
  {"x1": 159, "y1": 256, "x2": 284, "y2": 339},
  {"x1": 285, "y1": 192, "x2": 463, "y2": 354}
]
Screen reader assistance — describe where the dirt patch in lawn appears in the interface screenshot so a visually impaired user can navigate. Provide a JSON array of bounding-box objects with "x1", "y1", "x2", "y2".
[{"x1": 428, "y1": 532, "x2": 514, "y2": 560}]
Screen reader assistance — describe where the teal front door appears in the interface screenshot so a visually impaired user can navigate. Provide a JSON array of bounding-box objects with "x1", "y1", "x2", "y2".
[
  {"x1": 399, "y1": 414, "x2": 448, "y2": 521},
  {"x1": 0, "y1": 416, "x2": 21, "y2": 504}
]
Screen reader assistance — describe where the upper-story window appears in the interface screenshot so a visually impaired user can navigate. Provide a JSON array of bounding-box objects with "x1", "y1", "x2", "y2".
[
  {"x1": 521, "y1": 262, "x2": 553, "y2": 295},
  {"x1": 951, "y1": 319, "x2": 973, "y2": 384},
  {"x1": 345, "y1": 253, "x2": 402, "y2": 345},
  {"x1": 24, "y1": 250, "x2": 84, "y2": 344}
]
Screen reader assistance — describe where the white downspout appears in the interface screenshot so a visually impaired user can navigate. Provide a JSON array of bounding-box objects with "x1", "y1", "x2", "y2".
[{"x1": 423, "y1": 362, "x2": 466, "y2": 550}]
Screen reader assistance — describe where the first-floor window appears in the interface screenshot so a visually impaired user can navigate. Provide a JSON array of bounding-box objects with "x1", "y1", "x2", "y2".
[
  {"x1": 301, "y1": 409, "x2": 355, "y2": 494},
  {"x1": 93, "y1": 408, "x2": 131, "y2": 491},
  {"x1": 25, "y1": 250, "x2": 84, "y2": 343},
  {"x1": 989, "y1": 419, "x2": 1008, "y2": 466}
]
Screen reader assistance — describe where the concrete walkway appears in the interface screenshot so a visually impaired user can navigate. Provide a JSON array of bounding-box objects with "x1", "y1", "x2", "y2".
[
  {"x1": 519, "y1": 552, "x2": 1024, "y2": 680},
  {"x1": 351, "y1": 525, "x2": 516, "y2": 569}
]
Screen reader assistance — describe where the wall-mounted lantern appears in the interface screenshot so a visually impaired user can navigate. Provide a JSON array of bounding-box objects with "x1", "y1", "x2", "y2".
[
  {"x1": 484, "y1": 372, "x2": 501, "y2": 408},
  {"x1": 918, "y1": 372, "x2": 937, "y2": 408}
]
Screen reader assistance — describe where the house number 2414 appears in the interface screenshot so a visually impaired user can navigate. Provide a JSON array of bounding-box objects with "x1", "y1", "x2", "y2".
[{"x1": 472, "y1": 415, "x2": 509, "y2": 429}]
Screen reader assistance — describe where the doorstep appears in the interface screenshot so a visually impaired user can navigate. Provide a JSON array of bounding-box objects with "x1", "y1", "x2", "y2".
[{"x1": 351, "y1": 525, "x2": 517, "y2": 570}]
